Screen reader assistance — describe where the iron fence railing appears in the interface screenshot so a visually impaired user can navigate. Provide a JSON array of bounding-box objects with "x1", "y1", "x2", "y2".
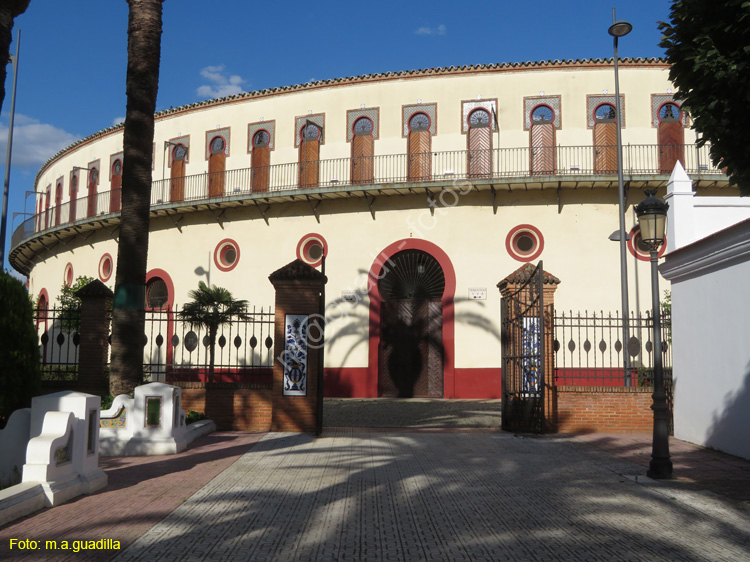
[
  {"x1": 13, "y1": 143, "x2": 726, "y2": 250},
  {"x1": 553, "y1": 309, "x2": 672, "y2": 387},
  {"x1": 34, "y1": 305, "x2": 83, "y2": 382},
  {"x1": 143, "y1": 306, "x2": 275, "y2": 382}
]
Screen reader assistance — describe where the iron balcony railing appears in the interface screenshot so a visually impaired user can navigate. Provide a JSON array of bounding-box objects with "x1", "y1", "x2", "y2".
[{"x1": 13, "y1": 143, "x2": 724, "y2": 249}]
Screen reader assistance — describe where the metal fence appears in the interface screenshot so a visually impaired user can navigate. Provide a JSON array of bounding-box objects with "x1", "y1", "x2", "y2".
[
  {"x1": 143, "y1": 306, "x2": 275, "y2": 382},
  {"x1": 32, "y1": 303, "x2": 275, "y2": 383},
  {"x1": 13, "y1": 142, "x2": 726, "y2": 250},
  {"x1": 553, "y1": 309, "x2": 672, "y2": 387},
  {"x1": 34, "y1": 305, "x2": 83, "y2": 382}
]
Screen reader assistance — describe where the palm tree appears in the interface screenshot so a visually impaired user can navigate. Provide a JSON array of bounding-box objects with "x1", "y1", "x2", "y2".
[
  {"x1": 109, "y1": 0, "x2": 164, "y2": 397},
  {"x1": 179, "y1": 282, "x2": 249, "y2": 383}
]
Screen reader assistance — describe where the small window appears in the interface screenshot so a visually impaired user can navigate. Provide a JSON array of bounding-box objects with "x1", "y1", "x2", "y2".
[
  {"x1": 146, "y1": 278, "x2": 169, "y2": 309},
  {"x1": 659, "y1": 102, "x2": 681, "y2": 123},
  {"x1": 253, "y1": 130, "x2": 270, "y2": 147},
  {"x1": 173, "y1": 144, "x2": 188, "y2": 161},
  {"x1": 531, "y1": 105, "x2": 554, "y2": 124},
  {"x1": 99, "y1": 254, "x2": 113, "y2": 282},
  {"x1": 468, "y1": 108, "x2": 491, "y2": 128},
  {"x1": 64, "y1": 263, "x2": 74, "y2": 287},
  {"x1": 112, "y1": 159, "x2": 122, "y2": 176},
  {"x1": 506, "y1": 225, "x2": 544, "y2": 262},
  {"x1": 353, "y1": 117, "x2": 374, "y2": 136},
  {"x1": 210, "y1": 136, "x2": 225, "y2": 155},
  {"x1": 214, "y1": 239, "x2": 240, "y2": 272},
  {"x1": 409, "y1": 112, "x2": 430, "y2": 132},
  {"x1": 594, "y1": 103, "x2": 616, "y2": 122},
  {"x1": 301, "y1": 123, "x2": 320, "y2": 141}
]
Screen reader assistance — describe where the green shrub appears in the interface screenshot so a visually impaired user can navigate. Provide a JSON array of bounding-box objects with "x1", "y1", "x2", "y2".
[
  {"x1": 0, "y1": 272, "x2": 41, "y2": 428},
  {"x1": 185, "y1": 410, "x2": 207, "y2": 424}
]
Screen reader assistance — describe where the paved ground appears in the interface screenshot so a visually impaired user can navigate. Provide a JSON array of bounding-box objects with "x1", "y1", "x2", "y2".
[{"x1": 1, "y1": 400, "x2": 749, "y2": 561}]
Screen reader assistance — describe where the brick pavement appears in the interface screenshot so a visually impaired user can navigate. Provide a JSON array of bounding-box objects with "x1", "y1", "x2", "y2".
[
  {"x1": 2, "y1": 428, "x2": 749, "y2": 561},
  {"x1": 113, "y1": 430, "x2": 750, "y2": 562},
  {"x1": 0, "y1": 432, "x2": 265, "y2": 561}
]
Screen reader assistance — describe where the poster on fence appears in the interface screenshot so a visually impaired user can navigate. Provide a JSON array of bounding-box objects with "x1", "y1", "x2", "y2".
[{"x1": 283, "y1": 314, "x2": 308, "y2": 396}]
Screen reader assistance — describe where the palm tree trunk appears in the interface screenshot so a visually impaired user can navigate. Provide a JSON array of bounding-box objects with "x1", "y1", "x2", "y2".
[{"x1": 109, "y1": 0, "x2": 164, "y2": 397}]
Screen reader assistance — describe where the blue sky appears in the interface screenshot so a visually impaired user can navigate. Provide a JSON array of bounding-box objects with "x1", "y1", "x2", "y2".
[{"x1": 0, "y1": 0, "x2": 673, "y2": 273}]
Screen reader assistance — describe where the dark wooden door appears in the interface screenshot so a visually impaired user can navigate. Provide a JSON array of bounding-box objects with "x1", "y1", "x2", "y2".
[
  {"x1": 299, "y1": 124, "x2": 320, "y2": 189},
  {"x1": 110, "y1": 160, "x2": 122, "y2": 213},
  {"x1": 170, "y1": 146, "x2": 186, "y2": 202},
  {"x1": 379, "y1": 298, "x2": 443, "y2": 398},
  {"x1": 252, "y1": 130, "x2": 270, "y2": 193}
]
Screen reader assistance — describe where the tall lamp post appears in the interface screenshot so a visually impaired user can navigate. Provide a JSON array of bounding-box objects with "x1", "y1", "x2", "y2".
[
  {"x1": 635, "y1": 189, "x2": 673, "y2": 479},
  {"x1": 608, "y1": 15, "x2": 634, "y2": 385}
]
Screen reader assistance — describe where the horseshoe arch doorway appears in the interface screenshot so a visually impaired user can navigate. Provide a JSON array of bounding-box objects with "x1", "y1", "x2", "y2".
[{"x1": 377, "y1": 249, "x2": 446, "y2": 397}]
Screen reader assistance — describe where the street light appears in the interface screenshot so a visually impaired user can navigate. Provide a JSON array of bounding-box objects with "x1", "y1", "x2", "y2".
[
  {"x1": 608, "y1": 13, "x2": 633, "y2": 385},
  {"x1": 635, "y1": 189, "x2": 673, "y2": 480}
]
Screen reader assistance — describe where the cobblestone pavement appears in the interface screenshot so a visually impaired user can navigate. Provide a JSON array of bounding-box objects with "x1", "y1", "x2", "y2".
[
  {"x1": 112, "y1": 430, "x2": 750, "y2": 562},
  {"x1": 323, "y1": 398, "x2": 502, "y2": 429}
]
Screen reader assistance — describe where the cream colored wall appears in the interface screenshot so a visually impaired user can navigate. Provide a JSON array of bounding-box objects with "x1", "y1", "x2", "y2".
[
  {"x1": 29, "y1": 187, "x2": 661, "y2": 371},
  {"x1": 33, "y1": 63, "x2": 674, "y2": 201}
]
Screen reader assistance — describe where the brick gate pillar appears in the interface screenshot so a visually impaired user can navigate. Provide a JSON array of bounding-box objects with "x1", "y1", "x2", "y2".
[
  {"x1": 269, "y1": 259, "x2": 327, "y2": 433},
  {"x1": 75, "y1": 280, "x2": 114, "y2": 397},
  {"x1": 498, "y1": 263, "x2": 560, "y2": 431}
]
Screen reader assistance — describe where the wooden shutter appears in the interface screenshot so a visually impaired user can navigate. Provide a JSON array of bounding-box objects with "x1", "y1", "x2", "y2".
[
  {"x1": 351, "y1": 134, "x2": 374, "y2": 184},
  {"x1": 594, "y1": 122, "x2": 617, "y2": 173},
  {"x1": 252, "y1": 145, "x2": 270, "y2": 193},
  {"x1": 170, "y1": 159, "x2": 185, "y2": 202},
  {"x1": 531, "y1": 123, "x2": 555, "y2": 175},
  {"x1": 299, "y1": 138, "x2": 320, "y2": 189},
  {"x1": 208, "y1": 151, "x2": 226, "y2": 198},
  {"x1": 658, "y1": 121, "x2": 684, "y2": 174},
  {"x1": 468, "y1": 127, "x2": 492, "y2": 178},
  {"x1": 407, "y1": 130, "x2": 431, "y2": 182}
]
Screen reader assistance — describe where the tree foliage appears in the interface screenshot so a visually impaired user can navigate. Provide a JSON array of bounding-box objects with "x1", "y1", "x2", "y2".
[
  {"x1": 179, "y1": 282, "x2": 248, "y2": 383},
  {"x1": 56, "y1": 275, "x2": 95, "y2": 332},
  {"x1": 659, "y1": 0, "x2": 750, "y2": 195},
  {"x1": 0, "y1": 271, "x2": 40, "y2": 427}
]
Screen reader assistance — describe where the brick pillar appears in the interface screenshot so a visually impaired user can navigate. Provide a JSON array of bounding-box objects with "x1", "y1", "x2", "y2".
[
  {"x1": 269, "y1": 259, "x2": 327, "y2": 433},
  {"x1": 498, "y1": 263, "x2": 560, "y2": 431},
  {"x1": 75, "y1": 280, "x2": 114, "y2": 397}
]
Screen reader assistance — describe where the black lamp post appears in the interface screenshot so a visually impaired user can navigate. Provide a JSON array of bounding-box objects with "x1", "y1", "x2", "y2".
[
  {"x1": 608, "y1": 15, "x2": 633, "y2": 385},
  {"x1": 635, "y1": 189, "x2": 673, "y2": 479}
]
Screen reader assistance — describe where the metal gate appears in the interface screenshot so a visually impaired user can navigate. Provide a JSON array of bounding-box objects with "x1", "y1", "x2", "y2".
[{"x1": 501, "y1": 261, "x2": 546, "y2": 432}]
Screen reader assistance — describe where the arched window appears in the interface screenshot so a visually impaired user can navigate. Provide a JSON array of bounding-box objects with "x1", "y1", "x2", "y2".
[
  {"x1": 251, "y1": 129, "x2": 271, "y2": 193},
  {"x1": 110, "y1": 158, "x2": 122, "y2": 213},
  {"x1": 593, "y1": 103, "x2": 617, "y2": 173},
  {"x1": 207, "y1": 135, "x2": 226, "y2": 198},
  {"x1": 351, "y1": 117, "x2": 374, "y2": 185},
  {"x1": 54, "y1": 181, "x2": 63, "y2": 226},
  {"x1": 407, "y1": 112, "x2": 432, "y2": 181},
  {"x1": 146, "y1": 278, "x2": 169, "y2": 309},
  {"x1": 69, "y1": 172, "x2": 79, "y2": 223},
  {"x1": 87, "y1": 167, "x2": 99, "y2": 218},
  {"x1": 658, "y1": 102, "x2": 684, "y2": 173},
  {"x1": 170, "y1": 143, "x2": 188, "y2": 202},
  {"x1": 530, "y1": 105, "x2": 555, "y2": 175},
  {"x1": 298, "y1": 122, "x2": 321, "y2": 189},
  {"x1": 467, "y1": 108, "x2": 492, "y2": 178}
]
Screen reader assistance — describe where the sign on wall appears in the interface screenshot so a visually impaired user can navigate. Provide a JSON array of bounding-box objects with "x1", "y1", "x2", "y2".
[
  {"x1": 469, "y1": 287, "x2": 487, "y2": 300},
  {"x1": 283, "y1": 314, "x2": 308, "y2": 396}
]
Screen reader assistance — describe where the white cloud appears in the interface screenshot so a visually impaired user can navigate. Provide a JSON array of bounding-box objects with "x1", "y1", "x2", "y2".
[
  {"x1": 196, "y1": 65, "x2": 246, "y2": 99},
  {"x1": 0, "y1": 114, "x2": 80, "y2": 169},
  {"x1": 113, "y1": 116, "x2": 125, "y2": 126},
  {"x1": 415, "y1": 24, "x2": 447, "y2": 36}
]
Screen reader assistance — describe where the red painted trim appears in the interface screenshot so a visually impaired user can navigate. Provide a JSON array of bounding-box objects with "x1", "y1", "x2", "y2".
[
  {"x1": 367, "y1": 239, "x2": 456, "y2": 398},
  {"x1": 453, "y1": 368, "x2": 502, "y2": 398},
  {"x1": 99, "y1": 253, "x2": 113, "y2": 282},
  {"x1": 296, "y1": 233, "x2": 328, "y2": 267},
  {"x1": 627, "y1": 226, "x2": 666, "y2": 262},
  {"x1": 323, "y1": 367, "x2": 371, "y2": 397},
  {"x1": 505, "y1": 224, "x2": 544, "y2": 262},
  {"x1": 213, "y1": 238, "x2": 240, "y2": 272},
  {"x1": 146, "y1": 269, "x2": 176, "y2": 366}
]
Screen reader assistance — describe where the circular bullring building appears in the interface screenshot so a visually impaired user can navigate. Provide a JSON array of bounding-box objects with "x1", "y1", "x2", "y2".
[{"x1": 11, "y1": 58, "x2": 733, "y2": 399}]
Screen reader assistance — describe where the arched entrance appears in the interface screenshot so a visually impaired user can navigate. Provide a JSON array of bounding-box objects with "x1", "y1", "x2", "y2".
[{"x1": 368, "y1": 239, "x2": 456, "y2": 398}]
